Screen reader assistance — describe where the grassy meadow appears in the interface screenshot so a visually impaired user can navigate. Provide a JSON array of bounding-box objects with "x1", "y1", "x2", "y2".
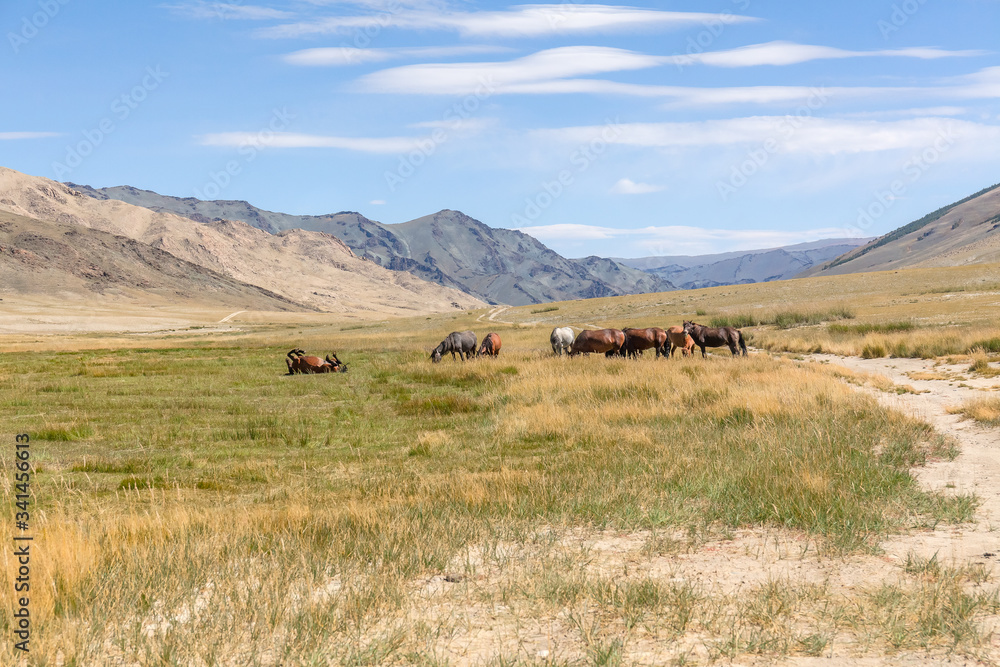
[{"x1": 2, "y1": 263, "x2": 1000, "y2": 664}]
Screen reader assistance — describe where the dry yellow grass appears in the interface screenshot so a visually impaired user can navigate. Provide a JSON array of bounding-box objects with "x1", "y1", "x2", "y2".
[
  {"x1": 948, "y1": 396, "x2": 1000, "y2": 426},
  {"x1": 2, "y1": 260, "x2": 999, "y2": 663}
]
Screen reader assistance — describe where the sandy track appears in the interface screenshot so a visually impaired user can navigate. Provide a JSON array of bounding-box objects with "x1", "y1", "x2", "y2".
[{"x1": 809, "y1": 354, "x2": 1000, "y2": 564}]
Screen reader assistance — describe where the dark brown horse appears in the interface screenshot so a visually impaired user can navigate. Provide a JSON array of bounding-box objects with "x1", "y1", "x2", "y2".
[
  {"x1": 478, "y1": 332, "x2": 502, "y2": 357},
  {"x1": 682, "y1": 321, "x2": 748, "y2": 358},
  {"x1": 621, "y1": 327, "x2": 669, "y2": 358},
  {"x1": 665, "y1": 325, "x2": 695, "y2": 357},
  {"x1": 569, "y1": 329, "x2": 626, "y2": 357}
]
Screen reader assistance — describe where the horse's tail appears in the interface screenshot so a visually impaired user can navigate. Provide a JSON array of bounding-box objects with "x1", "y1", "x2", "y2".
[{"x1": 738, "y1": 331, "x2": 748, "y2": 356}]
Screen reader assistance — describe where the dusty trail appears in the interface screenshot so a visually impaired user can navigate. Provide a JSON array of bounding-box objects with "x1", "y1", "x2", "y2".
[{"x1": 809, "y1": 354, "x2": 1000, "y2": 564}]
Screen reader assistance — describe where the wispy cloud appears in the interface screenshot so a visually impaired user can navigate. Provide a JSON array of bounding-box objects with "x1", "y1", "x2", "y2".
[
  {"x1": 515, "y1": 223, "x2": 859, "y2": 256},
  {"x1": 162, "y1": 2, "x2": 295, "y2": 20},
  {"x1": 352, "y1": 45, "x2": 980, "y2": 104},
  {"x1": 356, "y1": 46, "x2": 672, "y2": 94},
  {"x1": 198, "y1": 131, "x2": 427, "y2": 153},
  {"x1": 610, "y1": 178, "x2": 664, "y2": 194},
  {"x1": 258, "y1": 4, "x2": 756, "y2": 39},
  {"x1": 534, "y1": 117, "x2": 1000, "y2": 155},
  {"x1": 0, "y1": 132, "x2": 61, "y2": 140},
  {"x1": 668, "y1": 41, "x2": 987, "y2": 68},
  {"x1": 284, "y1": 45, "x2": 510, "y2": 67}
]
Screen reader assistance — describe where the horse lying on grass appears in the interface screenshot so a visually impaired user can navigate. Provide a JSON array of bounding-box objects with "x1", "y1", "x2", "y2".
[
  {"x1": 682, "y1": 321, "x2": 747, "y2": 358},
  {"x1": 286, "y1": 349, "x2": 348, "y2": 374}
]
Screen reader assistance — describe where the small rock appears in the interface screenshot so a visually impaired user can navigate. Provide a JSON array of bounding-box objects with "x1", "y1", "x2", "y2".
[{"x1": 444, "y1": 573, "x2": 465, "y2": 583}]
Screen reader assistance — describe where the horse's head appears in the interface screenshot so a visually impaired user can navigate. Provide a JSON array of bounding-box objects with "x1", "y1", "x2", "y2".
[
  {"x1": 682, "y1": 321, "x2": 695, "y2": 335},
  {"x1": 430, "y1": 345, "x2": 443, "y2": 363}
]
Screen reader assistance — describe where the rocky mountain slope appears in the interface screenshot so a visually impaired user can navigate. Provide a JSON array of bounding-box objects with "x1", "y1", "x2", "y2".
[
  {"x1": 66, "y1": 183, "x2": 673, "y2": 305},
  {"x1": 0, "y1": 167, "x2": 484, "y2": 316},
  {"x1": 0, "y1": 209, "x2": 301, "y2": 310},
  {"x1": 615, "y1": 239, "x2": 869, "y2": 290},
  {"x1": 802, "y1": 183, "x2": 1000, "y2": 277}
]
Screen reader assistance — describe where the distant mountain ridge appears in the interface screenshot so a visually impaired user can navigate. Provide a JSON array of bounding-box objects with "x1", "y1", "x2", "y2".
[
  {"x1": 66, "y1": 183, "x2": 673, "y2": 306},
  {"x1": 803, "y1": 182, "x2": 1000, "y2": 278},
  {"x1": 614, "y1": 239, "x2": 870, "y2": 290},
  {"x1": 0, "y1": 167, "x2": 485, "y2": 316}
]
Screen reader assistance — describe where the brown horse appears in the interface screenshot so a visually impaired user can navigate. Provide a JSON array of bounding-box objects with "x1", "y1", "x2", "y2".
[
  {"x1": 621, "y1": 327, "x2": 669, "y2": 358},
  {"x1": 569, "y1": 328, "x2": 626, "y2": 357},
  {"x1": 682, "y1": 321, "x2": 748, "y2": 358},
  {"x1": 478, "y1": 332, "x2": 501, "y2": 357},
  {"x1": 286, "y1": 349, "x2": 345, "y2": 374},
  {"x1": 665, "y1": 326, "x2": 696, "y2": 357}
]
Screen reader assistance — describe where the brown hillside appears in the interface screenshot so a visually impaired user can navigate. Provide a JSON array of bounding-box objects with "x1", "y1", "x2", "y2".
[
  {"x1": 804, "y1": 183, "x2": 1000, "y2": 277},
  {"x1": 0, "y1": 167, "x2": 485, "y2": 316},
  {"x1": 0, "y1": 209, "x2": 302, "y2": 310}
]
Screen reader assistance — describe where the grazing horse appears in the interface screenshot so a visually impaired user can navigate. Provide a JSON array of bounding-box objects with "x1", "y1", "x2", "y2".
[
  {"x1": 478, "y1": 332, "x2": 502, "y2": 358},
  {"x1": 621, "y1": 327, "x2": 669, "y2": 359},
  {"x1": 682, "y1": 321, "x2": 748, "y2": 358},
  {"x1": 431, "y1": 331, "x2": 477, "y2": 362},
  {"x1": 569, "y1": 328, "x2": 626, "y2": 357},
  {"x1": 550, "y1": 327, "x2": 574, "y2": 355},
  {"x1": 665, "y1": 326, "x2": 696, "y2": 358}
]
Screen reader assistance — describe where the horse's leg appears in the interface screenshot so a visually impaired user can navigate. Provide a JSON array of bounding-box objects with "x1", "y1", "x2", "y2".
[{"x1": 700, "y1": 345, "x2": 707, "y2": 358}]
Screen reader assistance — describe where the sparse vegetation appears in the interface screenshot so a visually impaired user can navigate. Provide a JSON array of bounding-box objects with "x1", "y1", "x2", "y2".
[
  {"x1": 709, "y1": 306, "x2": 854, "y2": 329},
  {"x1": 948, "y1": 396, "x2": 1000, "y2": 426},
  {"x1": 0, "y1": 328, "x2": 982, "y2": 664},
  {"x1": 5, "y1": 260, "x2": 1000, "y2": 663}
]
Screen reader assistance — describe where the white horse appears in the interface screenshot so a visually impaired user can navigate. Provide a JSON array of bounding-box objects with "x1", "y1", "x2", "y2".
[{"x1": 550, "y1": 327, "x2": 574, "y2": 355}]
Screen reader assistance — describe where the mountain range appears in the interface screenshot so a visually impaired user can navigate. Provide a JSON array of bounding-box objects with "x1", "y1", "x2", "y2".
[
  {"x1": 66, "y1": 183, "x2": 672, "y2": 306},
  {"x1": 0, "y1": 167, "x2": 484, "y2": 316},
  {"x1": 614, "y1": 239, "x2": 870, "y2": 291},
  {"x1": 5, "y1": 165, "x2": 998, "y2": 318}
]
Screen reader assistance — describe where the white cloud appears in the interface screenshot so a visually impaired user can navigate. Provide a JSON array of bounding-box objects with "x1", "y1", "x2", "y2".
[
  {"x1": 515, "y1": 223, "x2": 861, "y2": 256},
  {"x1": 611, "y1": 178, "x2": 664, "y2": 194},
  {"x1": 162, "y1": 2, "x2": 295, "y2": 20},
  {"x1": 258, "y1": 4, "x2": 756, "y2": 39},
  {"x1": 198, "y1": 131, "x2": 425, "y2": 153},
  {"x1": 356, "y1": 46, "x2": 673, "y2": 94},
  {"x1": 283, "y1": 45, "x2": 509, "y2": 67},
  {"x1": 669, "y1": 41, "x2": 986, "y2": 68},
  {"x1": 369, "y1": 199, "x2": 386, "y2": 205},
  {"x1": 0, "y1": 132, "x2": 60, "y2": 140},
  {"x1": 535, "y1": 117, "x2": 1000, "y2": 155}
]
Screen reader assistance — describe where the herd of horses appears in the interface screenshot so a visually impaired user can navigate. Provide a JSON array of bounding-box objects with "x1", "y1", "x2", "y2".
[
  {"x1": 284, "y1": 321, "x2": 747, "y2": 373},
  {"x1": 429, "y1": 321, "x2": 748, "y2": 363}
]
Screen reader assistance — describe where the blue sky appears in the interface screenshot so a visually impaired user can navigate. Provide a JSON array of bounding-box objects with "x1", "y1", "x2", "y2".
[{"x1": 3, "y1": 1, "x2": 999, "y2": 258}]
